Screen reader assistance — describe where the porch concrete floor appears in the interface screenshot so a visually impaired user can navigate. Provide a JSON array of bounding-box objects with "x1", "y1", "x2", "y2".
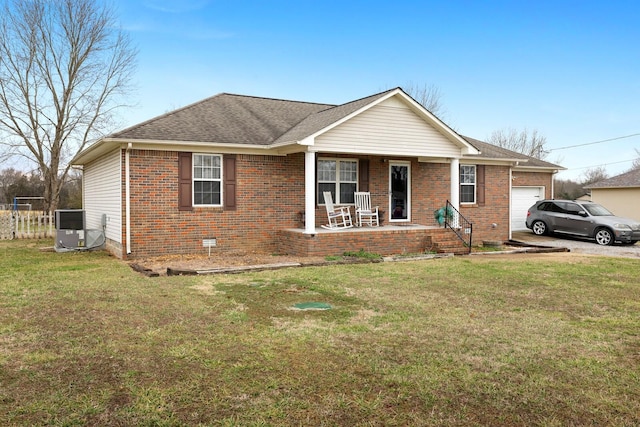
[{"x1": 284, "y1": 224, "x2": 439, "y2": 234}]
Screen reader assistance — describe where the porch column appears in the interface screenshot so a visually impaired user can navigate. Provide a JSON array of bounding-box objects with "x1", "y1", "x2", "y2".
[
  {"x1": 450, "y1": 158, "x2": 460, "y2": 211},
  {"x1": 304, "y1": 151, "x2": 317, "y2": 234}
]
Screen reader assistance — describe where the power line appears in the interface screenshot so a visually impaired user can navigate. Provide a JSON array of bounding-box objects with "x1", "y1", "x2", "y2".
[
  {"x1": 549, "y1": 133, "x2": 640, "y2": 151},
  {"x1": 563, "y1": 159, "x2": 633, "y2": 172}
]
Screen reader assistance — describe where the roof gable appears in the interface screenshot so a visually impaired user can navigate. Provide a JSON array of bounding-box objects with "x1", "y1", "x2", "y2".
[
  {"x1": 313, "y1": 94, "x2": 471, "y2": 157},
  {"x1": 285, "y1": 88, "x2": 477, "y2": 155}
]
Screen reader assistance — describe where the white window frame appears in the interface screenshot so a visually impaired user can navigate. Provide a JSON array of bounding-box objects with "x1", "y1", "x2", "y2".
[
  {"x1": 317, "y1": 158, "x2": 358, "y2": 205},
  {"x1": 460, "y1": 164, "x2": 476, "y2": 204},
  {"x1": 193, "y1": 153, "x2": 223, "y2": 207}
]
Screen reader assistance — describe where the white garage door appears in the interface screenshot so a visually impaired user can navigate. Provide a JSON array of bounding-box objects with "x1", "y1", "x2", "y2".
[{"x1": 511, "y1": 187, "x2": 545, "y2": 231}]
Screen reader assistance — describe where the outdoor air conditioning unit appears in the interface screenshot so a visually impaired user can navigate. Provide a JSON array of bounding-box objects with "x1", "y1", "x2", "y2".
[
  {"x1": 55, "y1": 209, "x2": 86, "y2": 251},
  {"x1": 55, "y1": 209, "x2": 85, "y2": 230}
]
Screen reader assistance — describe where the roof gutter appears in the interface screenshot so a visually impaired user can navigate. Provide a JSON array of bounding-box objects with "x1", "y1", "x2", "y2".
[{"x1": 73, "y1": 138, "x2": 293, "y2": 165}]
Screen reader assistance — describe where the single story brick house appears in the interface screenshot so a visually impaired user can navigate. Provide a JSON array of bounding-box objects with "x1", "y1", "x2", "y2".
[
  {"x1": 585, "y1": 168, "x2": 640, "y2": 221},
  {"x1": 72, "y1": 88, "x2": 562, "y2": 259}
]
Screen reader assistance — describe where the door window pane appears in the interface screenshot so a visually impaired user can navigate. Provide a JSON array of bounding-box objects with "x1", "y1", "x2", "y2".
[{"x1": 390, "y1": 164, "x2": 410, "y2": 220}]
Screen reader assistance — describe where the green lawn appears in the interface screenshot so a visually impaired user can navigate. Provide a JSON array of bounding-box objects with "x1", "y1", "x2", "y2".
[{"x1": 1, "y1": 240, "x2": 639, "y2": 426}]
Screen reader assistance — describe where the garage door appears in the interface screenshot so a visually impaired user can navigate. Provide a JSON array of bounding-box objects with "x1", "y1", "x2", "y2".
[{"x1": 511, "y1": 187, "x2": 544, "y2": 231}]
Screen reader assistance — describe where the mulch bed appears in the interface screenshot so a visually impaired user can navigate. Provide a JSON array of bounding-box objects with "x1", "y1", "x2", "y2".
[{"x1": 128, "y1": 241, "x2": 567, "y2": 277}]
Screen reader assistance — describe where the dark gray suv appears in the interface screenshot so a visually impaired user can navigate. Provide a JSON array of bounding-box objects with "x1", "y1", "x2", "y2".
[{"x1": 525, "y1": 200, "x2": 640, "y2": 245}]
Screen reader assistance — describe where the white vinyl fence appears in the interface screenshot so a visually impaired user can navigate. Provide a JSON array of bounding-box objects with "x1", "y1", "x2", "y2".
[{"x1": 0, "y1": 210, "x2": 54, "y2": 239}]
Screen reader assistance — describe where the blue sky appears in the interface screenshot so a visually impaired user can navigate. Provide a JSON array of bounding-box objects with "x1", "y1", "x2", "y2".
[{"x1": 112, "y1": 0, "x2": 640, "y2": 181}]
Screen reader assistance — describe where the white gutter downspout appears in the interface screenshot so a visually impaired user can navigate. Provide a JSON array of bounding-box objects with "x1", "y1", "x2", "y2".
[
  {"x1": 509, "y1": 164, "x2": 516, "y2": 240},
  {"x1": 125, "y1": 143, "x2": 132, "y2": 255}
]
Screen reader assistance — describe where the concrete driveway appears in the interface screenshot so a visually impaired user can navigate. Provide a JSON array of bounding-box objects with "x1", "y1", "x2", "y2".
[{"x1": 511, "y1": 230, "x2": 640, "y2": 259}]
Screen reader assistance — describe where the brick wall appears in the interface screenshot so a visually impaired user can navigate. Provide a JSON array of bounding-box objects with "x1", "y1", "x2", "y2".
[
  {"x1": 116, "y1": 149, "x2": 553, "y2": 258},
  {"x1": 413, "y1": 162, "x2": 451, "y2": 226},
  {"x1": 124, "y1": 150, "x2": 306, "y2": 259},
  {"x1": 459, "y1": 165, "x2": 511, "y2": 243},
  {"x1": 512, "y1": 171, "x2": 554, "y2": 198},
  {"x1": 277, "y1": 227, "x2": 474, "y2": 257},
  {"x1": 278, "y1": 228, "x2": 435, "y2": 257}
]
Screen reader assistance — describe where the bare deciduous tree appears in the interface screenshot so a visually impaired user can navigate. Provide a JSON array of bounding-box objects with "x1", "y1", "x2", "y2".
[
  {"x1": 580, "y1": 166, "x2": 608, "y2": 186},
  {"x1": 630, "y1": 148, "x2": 640, "y2": 171},
  {"x1": 487, "y1": 128, "x2": 549, "y2": 160},
  {"x1": 554, "y1": 177, "x2": 585, "y2": 200},
  {"x1": 0, "y1": 0, "x2": 136, "y2": 211},
  {"x1": 402, "y1": 82, "x2": 446, "y2": 119}
]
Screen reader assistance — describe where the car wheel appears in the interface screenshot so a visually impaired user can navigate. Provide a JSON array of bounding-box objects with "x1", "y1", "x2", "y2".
[
  {"x1": 594, "y1": 228, "x2": 614, "y2": 246},
  {"x1": 531, "y1": 220, "x2": 547, "y2": 236}
]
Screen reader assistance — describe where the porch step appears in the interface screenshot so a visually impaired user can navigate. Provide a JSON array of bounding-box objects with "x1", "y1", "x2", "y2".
[{"x1": 427, "y1": 229, "x2": 470, "y2": 255}]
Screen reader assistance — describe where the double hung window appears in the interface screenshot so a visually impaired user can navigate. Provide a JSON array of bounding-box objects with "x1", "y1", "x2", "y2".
[
  {"x1": 460, "y1": 165, "x2": 476, "y2": 204},
  {"x1": 317, "y1": 159, "x2": 358, "y2": 204},
  {"x1": 193, "y1": 154, "x2": 222, "y2": 206}
]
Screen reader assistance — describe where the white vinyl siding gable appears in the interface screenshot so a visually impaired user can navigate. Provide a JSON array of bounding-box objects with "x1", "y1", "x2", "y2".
[
  {"x1": 83, "y1": 149, "x2": 122, "y2": 244},
  {"x1": 315, "y1": 97, "x2": 462, "y2": 157}
]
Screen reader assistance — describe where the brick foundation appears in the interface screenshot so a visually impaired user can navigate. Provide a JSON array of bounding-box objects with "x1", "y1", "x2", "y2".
[{"x1": 277, "y1": 226, "x2": 470, "y2": 257}]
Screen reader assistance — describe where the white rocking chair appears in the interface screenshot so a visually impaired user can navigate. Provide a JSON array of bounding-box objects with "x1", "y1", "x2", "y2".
[
  {"x1": 322, "y1": 191, "x2": 353, "y2": 229},
  {"x1": 354, "y1": 192, "x2": 379, "y2": 227}
]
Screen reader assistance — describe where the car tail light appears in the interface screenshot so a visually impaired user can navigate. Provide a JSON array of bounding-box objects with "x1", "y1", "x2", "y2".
[{"x1": 526, "y1": 210, "x2": 531, "y2": 217}]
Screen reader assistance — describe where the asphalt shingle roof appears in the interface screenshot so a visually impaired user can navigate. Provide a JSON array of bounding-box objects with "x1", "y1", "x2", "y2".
[
  {"x1": 462, "y1": 136, "x2": 561, "y2": 169},
  {"x1": 112, "y1": 93, "x2": 335, "y2": 144},
  {"x1": 586, "y1": 168, "x2": 640, "y2": 189},
  {"x1": 106, "y1": 89, "x2": 562, "y2": 170}
]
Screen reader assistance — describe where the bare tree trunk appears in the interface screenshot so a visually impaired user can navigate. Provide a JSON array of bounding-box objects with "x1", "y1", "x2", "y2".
[{"x1": 0, "y1": 0, "x2": 137, "y2": 208}]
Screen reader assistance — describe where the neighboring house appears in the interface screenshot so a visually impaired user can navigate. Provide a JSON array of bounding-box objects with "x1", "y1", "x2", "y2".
[
  {"x1": 72, "y1": 88, "x2": 563, "y2": 259},
  {"x1": 585, "y1": 168, "x2": 640, "y2": 221}
]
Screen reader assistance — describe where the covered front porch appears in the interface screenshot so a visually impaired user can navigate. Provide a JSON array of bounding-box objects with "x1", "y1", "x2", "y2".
[
  {"x1": 300, "y1": 151, "x2": 465, "y2": 234},
  {"x1": 277, "y1": 223, "x2": 470, "y2": 257}
]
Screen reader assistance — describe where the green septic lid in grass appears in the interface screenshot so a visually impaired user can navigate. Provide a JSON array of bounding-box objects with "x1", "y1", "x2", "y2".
[{"x1": 293, "y1": 302, "x2": 332, "y2": 310}]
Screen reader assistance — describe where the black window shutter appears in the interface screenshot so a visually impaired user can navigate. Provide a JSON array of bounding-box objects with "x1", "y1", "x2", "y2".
[
  {"x1": 476, "y1": 165, "x2": 485, "y2": 206},
  {"x1": 178, "y1": 152, "x2": 193, "y2": 211},
  {"x1": 359, "y1": 159, "x2": 369, "y2": 192},
  {"x1": 224, "y1": 155, "x2": 237, "y2": 210}
]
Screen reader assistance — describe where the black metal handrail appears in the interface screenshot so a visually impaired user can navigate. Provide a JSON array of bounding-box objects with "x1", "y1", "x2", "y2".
[{"x1": 444, "y1": 200, "x2": 473, "y2": 254}]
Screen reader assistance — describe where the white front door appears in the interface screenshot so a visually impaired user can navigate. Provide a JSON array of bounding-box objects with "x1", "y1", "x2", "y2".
[{"x1": 389, "y1": 162, "x2": 411, "y2": 222}]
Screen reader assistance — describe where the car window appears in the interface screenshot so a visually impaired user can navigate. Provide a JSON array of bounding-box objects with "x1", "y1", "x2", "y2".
[
  {"x1": 549, "y1": 202, "x2": 564, "y2": 213},
  {"x1": 564, "y1": 203, "x2": 583, "y2": 215},
  {"x1": 582, "y1": 203, "x2": 614, "y2": 216},
  {"x1": 554, "y1": 202, "x2": 569, "y2": 213}
]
